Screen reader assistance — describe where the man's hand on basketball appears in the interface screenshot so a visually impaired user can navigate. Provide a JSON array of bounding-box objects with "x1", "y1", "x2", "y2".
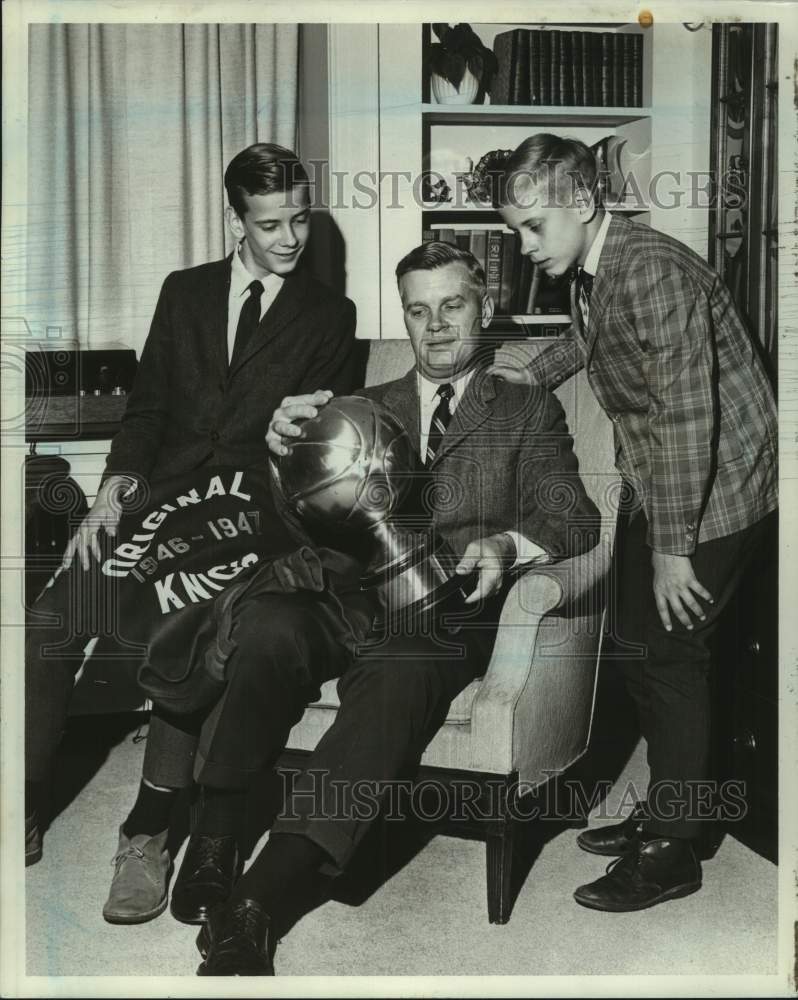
[
  {"x1": 61, "y1": 475, "x2": 131, "y2": 571},
  {"x1": 266, "y1": 390, "x2": 333, "y2": 457},
  {"x1": 456, "y1": 533, "x2": 517, "y2": 605}
]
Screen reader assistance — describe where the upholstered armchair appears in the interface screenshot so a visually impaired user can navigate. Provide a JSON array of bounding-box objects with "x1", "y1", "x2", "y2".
[{"x1": 285, "y1": 338, "x2": 620, "y2": 924}]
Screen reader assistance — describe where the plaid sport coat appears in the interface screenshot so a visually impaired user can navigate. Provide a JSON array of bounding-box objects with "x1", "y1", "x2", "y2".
[{"x1": 527, "y1": 215, "x2": 778, "y2": 555}]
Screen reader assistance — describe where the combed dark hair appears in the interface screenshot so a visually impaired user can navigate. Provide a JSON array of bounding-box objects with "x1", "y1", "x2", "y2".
[
  {"x1": 497, "y1": 134, "x2": 600, "y2": 209},
  {"x1": 224, "y1": 143, "x2": 310, "y2": 217},
  {"x1": 395, "y1": 241, "x2": 486, "y2": 296}
]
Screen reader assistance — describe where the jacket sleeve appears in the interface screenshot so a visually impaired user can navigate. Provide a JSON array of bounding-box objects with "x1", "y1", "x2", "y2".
[
  {"x1": 515, "y1": 388, "x2": 601, "y2": 562},
  {"x1": 523, "y1": 329, "x2": 585, "y2": 388},
  {"x1": 624, "y1": 259, "x2": 717, "y2": 555},
  {"x1": 295, "y1": 297, "x2": 358, "y2": 398},
  {"x1": 102, "y1": 273, "x2": 175, "y2": 487}
]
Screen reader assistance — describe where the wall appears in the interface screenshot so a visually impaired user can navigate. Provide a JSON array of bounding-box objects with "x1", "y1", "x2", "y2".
[{"x1": 648, "y1": 23, "x2": 713, "y2": 258}]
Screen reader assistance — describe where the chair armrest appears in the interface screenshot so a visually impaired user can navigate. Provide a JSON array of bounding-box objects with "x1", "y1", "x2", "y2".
[
  {"x1": 467, "y1": 548, "x2": 610, "y2": 776},
  {"x1": 467, "y1": 570, "x2": 562, "y2": 772},
  {"x1": 521, "y1": 537, "x2": 612, "y2": 620}
]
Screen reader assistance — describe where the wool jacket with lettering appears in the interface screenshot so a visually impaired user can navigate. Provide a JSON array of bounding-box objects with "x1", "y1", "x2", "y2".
[{"x1": 101, "y1": 465, "x2": 378, "y2": 713}]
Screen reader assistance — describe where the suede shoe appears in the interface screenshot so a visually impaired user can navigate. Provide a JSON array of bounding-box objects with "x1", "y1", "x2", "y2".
[
  {"x1": 25, "y1": 811, "x2": 43, "y2": 868},
  {"x1": 102, "y1": 826, "x2": 171, "y2": 924},
  {"x1": 574, "y1": 836, "x2": 702, "y2": 912},
  {"x1": 196, "y1": 898, "x2": 275, "y2": 976},
  {"x1": 576, "y1": 801, "x2": 648, "y2": 856},
  {"x1": 170, "y1": 833, "x2": 241, "y2": 925}
]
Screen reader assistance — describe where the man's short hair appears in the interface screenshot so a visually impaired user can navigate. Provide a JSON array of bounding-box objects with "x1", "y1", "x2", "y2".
[
  {"x1": 498, "y1": 134, "x2": 600, "y2": 209},
  {"x1": 395, "y1": 241, "x2": 487, "y2": 297},
  {"x1": 224, "y1": 143, "x2": 310, "y2": 218}
]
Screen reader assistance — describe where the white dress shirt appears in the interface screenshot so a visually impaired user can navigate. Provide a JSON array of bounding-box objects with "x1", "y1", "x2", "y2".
[
  {"x1": 577, "y1": 210, "x2": 613, "y2": 329},
  {"x1": 417, "y1": 368, "x2": 550, "y2": 568},
  {"x1": 226, "y1": 242, "x2": 285, "y2": 363}
]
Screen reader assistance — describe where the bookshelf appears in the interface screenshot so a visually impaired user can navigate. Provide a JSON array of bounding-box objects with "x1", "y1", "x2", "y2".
[{"x1": 375, "y1": 22, "x2": 654, "y2": 338}]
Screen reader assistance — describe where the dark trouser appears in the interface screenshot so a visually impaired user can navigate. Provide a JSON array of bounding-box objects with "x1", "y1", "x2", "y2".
[
  {"x1": 142, "y1": 593, "x2": 349, "y2": 789},
  {"x1": 25, "y1": 556, "x2": 146, "y2": 783},
  {"x1": 614, "y1": 506, "x2": 773, "y2": 839},
  {"x1": 144, "y1": 591, "x2": 497, "y2": 870}
]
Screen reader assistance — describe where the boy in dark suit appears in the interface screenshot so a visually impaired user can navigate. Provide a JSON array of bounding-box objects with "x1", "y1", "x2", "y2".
[
  {"x1": 25, "y1": 144, "x2": 358, "y2": 896},
  {"x1": 493, "y1": 134, "x2": 777, "y2": 912},
  {"x1": 187, "y1": 242, "x2": 600, "y2": 974}
]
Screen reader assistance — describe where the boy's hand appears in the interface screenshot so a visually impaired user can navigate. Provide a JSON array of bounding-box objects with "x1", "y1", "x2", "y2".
[
  {"x1": 651, "y1": 551, "x2": 714, "y2": 631},
  {"x1": 61, "y1": 475, "x2": 132, "y2": 571},
  {"x1": 266, "y1": 390, "x2": 333, "y2": 456}
]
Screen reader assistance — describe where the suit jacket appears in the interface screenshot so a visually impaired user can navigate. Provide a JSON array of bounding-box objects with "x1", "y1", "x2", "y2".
[
  {"x1": 526, "y1": 215, "x2": 778, "y2": 554},
  {"x1": 104, "y1": 258, "x2": 357, "y2": 486},
  {"x1": 354, "y1": 366, "x2": 600, "y2": 563}
]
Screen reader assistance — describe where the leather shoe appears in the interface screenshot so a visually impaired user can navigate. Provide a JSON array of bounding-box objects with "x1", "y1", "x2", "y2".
[
  {"x1": 26, "y1": 811, "x2": 43, "y2": 868},
  {"x1": 196, "y1": 898, "x2": 275, "y2": 976},
  {"x1": 576, "y1": 801, "x2": 648, "y2": 856},
  {"x1": 103, "y1": 826, "x2": 172, "y2": 924},
  {"x1": 574, "y1": 836, "x2": 702, "y2": 912},
  {"x1": 170, "y1": 833, "x2": 241, "y2": 925}
]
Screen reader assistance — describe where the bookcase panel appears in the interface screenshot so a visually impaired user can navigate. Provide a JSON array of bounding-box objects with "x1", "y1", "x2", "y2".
[{"x1": 375, "y1": 20, "x2": 656, "y2": 337}]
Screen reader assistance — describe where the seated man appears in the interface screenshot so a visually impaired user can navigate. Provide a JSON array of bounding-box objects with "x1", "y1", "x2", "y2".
[{"x1": 183, "y1": 240, "x2": 601, "y2": 975}]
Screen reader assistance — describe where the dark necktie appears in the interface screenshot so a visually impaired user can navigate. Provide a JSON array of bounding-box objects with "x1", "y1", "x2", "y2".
[
  {"x1": 426, "y1": 382, "x2": 455, "y2": 465},
  {"x1": 231, "y1": 279, "x2": 264, "y2": 366}
]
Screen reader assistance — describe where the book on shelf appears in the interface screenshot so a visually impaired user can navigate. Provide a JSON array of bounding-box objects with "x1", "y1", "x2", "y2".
[
  {"x1": 488, "y1": 26, "x2": 643, "y2": 108},
  {"x1": 421, "y1": 227, "x2": 571, "y2": 319},
  {"x1": 470, "y1": 230, "x2": 488, "y2": 278},
  {"x1": 548, "y1": 30, "x2": 560, "y2": 106},
  {"x1": 571, "y1": 32, "x2": 584, "y2": 107},
  {"x1": 527, "y1": 31, "x2": 542, "y2": 105},
  {"x1": 612, "y1": 32, "x2": 624, "y2": 106},
  {"x1": 538, "y1": 30, "x2": 552, "y2": 105},
  {"x1": 558, "y1": 32, "x2": 572, "y2": 107},
  {"x1": 491, "y1": 28, "x2": 529, "y2": 104},
  {"x1": 485, "y1": 230, "x2": 503, "y2": 304},
  {"x1": 599, "y1": 32, "x2": 613, "y2": 107},
  {"x1": 534, "y1": 272, "x2": 571, "y2": 315},
  {"x1": 499, "y1": 234, "x2": 516, "y2": 314},
  {"x1": 632, "y1": 33, "x2": 643, "y2": 106},
  {"x1": 581, "y1": 32, "x2": 594, "y2": 106},
  {"x1": 525, "y1": 262, "x2": 543, "y2": 315}
]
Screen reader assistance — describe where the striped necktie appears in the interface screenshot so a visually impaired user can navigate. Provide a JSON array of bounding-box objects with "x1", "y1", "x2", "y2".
[
  {"x1": 575, "y1": 267, "x2": 593, "y2": 332},
  {"x1": 426, "y1": 382, "x2": 455, "y2": 465}
]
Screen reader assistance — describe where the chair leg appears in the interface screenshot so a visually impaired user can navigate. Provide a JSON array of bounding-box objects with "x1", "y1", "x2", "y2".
[{"x1": 485, "y1": 816, "x2": 515, "y2": 925}]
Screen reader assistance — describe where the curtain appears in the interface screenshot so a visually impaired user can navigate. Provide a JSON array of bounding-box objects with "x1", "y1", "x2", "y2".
[{"x1": 26, "y1": 23, "x2": 299, "y2": 355}]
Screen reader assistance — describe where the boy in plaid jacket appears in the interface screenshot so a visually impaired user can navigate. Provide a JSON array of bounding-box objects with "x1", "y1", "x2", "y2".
[{"x1": 495, "y1": 134, "x2": 777, "y2": 912}]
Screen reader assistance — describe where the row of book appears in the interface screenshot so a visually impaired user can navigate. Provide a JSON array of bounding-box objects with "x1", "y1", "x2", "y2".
[
  {"x1": 491, "y1": 28, "x2": 643, "y2": 108},
  {"x1": 423, "y1": 228, "x2": 570, "y2": 316}
]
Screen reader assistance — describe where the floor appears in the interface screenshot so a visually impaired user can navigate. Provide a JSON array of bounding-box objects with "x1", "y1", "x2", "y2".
[{"x1": 23, "y1": 714, "x2": 779, "y2": 981}]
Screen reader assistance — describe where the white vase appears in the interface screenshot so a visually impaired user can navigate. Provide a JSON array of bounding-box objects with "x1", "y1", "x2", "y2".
[{"x1": 431, "y1": 68, "x2": 479, "y2": 105}]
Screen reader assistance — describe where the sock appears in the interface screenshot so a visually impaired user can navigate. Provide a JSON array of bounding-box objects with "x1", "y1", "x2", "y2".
[
  {"x1": 122, "y1": 780, "x2": 177, "y2": 838},
  {"x1": 229, "y1": 833, "x2": 330, "y2": 929},
  {"x1": 195, "y1": 786, "x2": 247, "y2": 845}
]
